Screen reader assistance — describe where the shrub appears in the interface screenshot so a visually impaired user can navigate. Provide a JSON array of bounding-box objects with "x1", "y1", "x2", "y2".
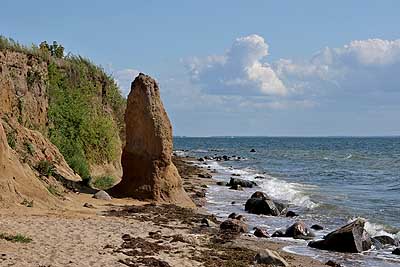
[
  {"x1": 21, "y1": 199, "x2": 34, "y2": 207},
  {"x1": 24, "y1": 141, "x2": 35, "y2": 155},
  {"x1": 47, "y1": 185, "x2": 61, "y2": 196},
  {"x1": 91, "y1": 175, "x2": 115, "y2": 190},
  {"x1": 6, "y1": 131, "x2": 16, "y2": 149},
  {"x1": 35, "y1": 160, "x2": 55, "y2": 177},
  {"x1": 0, "y1": 233, "x2": 32, "y2": 243}
]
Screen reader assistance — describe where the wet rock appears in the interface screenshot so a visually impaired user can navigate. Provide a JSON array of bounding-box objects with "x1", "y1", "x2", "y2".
[
  {"x1": 325, "y1": 260, "x2": 342, "y2": 267},
  {"x1": 254, "y1": 175, "x2": 264, "y2": 179},
  {"x1": 228, "y1": 177, "x2": 257, "y2": 188},
  {"x1": 373, "y1": 235, "x2": 399, "y2": 246},
  {"x1": 228, "y1": 213, "x2": 238, "y2": 219},
  {"x1": 93, "y1": 190, "x2": 111, "y2": 200},
  {"x1": 229, "y1": 184, "x2": 243, "y2": 191},
  {"x1": 220, "y1": 219, "x2": 248, "y2": 233},
  {"x1": 311, "y1": 224, "x2": 324, "y2": 231},
  {"x1": 286, "y1": 210, "x2": 298, "y2": 217},
  {"x1": 308, "y1": 219, "x2": 372, "y2": 253},
  {"x1": 198, "y1": 173, "x2": 212, "y2": 179},
  {"x1": 392, "y1": 248, "x2": 400, "y2": 255},
  {"x1": 285, "y1": 221, "x2": 315, "y2": 240},
  {"x1": 254, "y1": 249, "x2": 288, "y2": 266},
  {"x1": 245, "y1": 192, "x2": 288, "y2": 216},
  {"x1": 250, "y1": 149, "x2": 256, "y2": 153},
  {"x1": 198, "y1": 157, "x2": 205, "y2": 162},
  {"x1": 216, "y1": 181, "x2": 227, "y2": 186},
  {"x1": 272, "y1": 230, "x2": 285, "y2": 237},
  {"x1": 254, "y1": 227, "x2": 270, "y2": 238},
  {"x1": 231, "y1": 173, "x2": 241, "y2": 177}
]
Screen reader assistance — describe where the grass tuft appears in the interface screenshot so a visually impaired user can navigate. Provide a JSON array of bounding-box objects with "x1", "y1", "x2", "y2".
[
  {"x1": 0, "y1": 233, "x2": 32, "y2": 243},
  {"x1": 91, "y1": 175, "x2": 115, "y2": 190}
]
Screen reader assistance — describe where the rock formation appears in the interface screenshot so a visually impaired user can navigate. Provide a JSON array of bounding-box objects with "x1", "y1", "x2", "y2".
[
  {"x1": 109, "y1": 73, "x2": 194, "y2": 207},
  {"x1": 0, "y1": 122, "x2": 56, "y2": 207}
]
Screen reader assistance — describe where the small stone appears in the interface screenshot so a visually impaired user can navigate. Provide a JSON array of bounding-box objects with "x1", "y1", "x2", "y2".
[
  {"x1": 93, "y1": 190, "x2": 111, "y2": 200},
  {"x1": 254, "y1": 249, "x2": 288, "y2": 266},
  {"x1": 250, "y1": 149, "x2": 256, "y2": 152},
  {"x1": 325, "y1": 260, "x2": 342, "y2": 267},
  {"x1": 311, "y1": 224, "x2": 324, "y2": 230},
  {"x1": 286, "y1": 210, "x2": 298, "y2": 217},
  {"x1": 254, "y1": 227, "x2": 270, "y2": 238}
]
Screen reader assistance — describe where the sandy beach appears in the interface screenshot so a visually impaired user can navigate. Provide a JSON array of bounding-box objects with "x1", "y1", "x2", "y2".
[{"x1": 0, "y1": 157, "x2": 325, "y2": 267}]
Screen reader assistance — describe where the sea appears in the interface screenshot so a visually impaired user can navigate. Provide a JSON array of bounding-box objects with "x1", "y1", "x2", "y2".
[{"x1": 174, "y1": 136, "x2": 400, "y2": 267}]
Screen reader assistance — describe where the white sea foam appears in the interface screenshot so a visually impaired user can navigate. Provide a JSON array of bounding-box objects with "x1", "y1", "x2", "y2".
[
  {"x1": 349, "y1": 217, "x2": 400, "y2": 239},
  {"x1": 203, "y1": 159, "x2": 318, "y2": 209}
]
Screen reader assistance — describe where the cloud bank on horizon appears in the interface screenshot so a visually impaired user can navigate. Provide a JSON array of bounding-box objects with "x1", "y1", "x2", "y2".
[{"x1": 186, "y1": 35, "x2": 400, "y2": 107}]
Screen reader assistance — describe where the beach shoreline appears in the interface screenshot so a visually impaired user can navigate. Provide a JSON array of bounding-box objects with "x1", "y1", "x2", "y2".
[{"x1": 0, "y1": 156, "x2": 326, "y2": 267}]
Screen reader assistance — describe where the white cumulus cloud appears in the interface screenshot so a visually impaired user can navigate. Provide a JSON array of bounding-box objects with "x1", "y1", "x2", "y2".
[
  {"x1": 113, "y1": 68, "x2": 140, "y2": 96},
  {"x1": 186, "y1": 34, "x2": 287, "y2": 96}
]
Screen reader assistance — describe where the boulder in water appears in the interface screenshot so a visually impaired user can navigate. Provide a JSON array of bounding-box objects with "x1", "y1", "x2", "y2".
[
  {"x1": 254, "y1": 227, "x2": 270, "y2": 238},
  {"x1": 392, "y1": 248, "x2": 400, "y2": 255},
  {"x1": 285, "y1": 221, "x2": 315, "y2": 240},
  {"x1": 228, "y1": 177, "x2": 257, "y2": 188},
  {"x1": 245, "y1": 192, "x2": 288, "y2": 216},
  {"x1": 308, "y1": 219, "x2": 372, "y2": 253}
]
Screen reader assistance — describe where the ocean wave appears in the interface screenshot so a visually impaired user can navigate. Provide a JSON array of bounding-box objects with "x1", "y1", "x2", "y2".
[
  {"x1": 203, "y1": 160, "x2": 318, "y2": 209},
  {"x1": 349, "y1": 218, "x2": 400, "y2": 239}
]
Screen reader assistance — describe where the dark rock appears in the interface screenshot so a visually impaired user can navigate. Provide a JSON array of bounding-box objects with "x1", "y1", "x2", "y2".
[
  {"x1": 311, "y1": 224, "x2": 324, "y2": 231},
  {"x1": 195, "y1": 190, "x2": 206, "y2": 198},
  {"x1": 220, "y1": 219, "x2": 248, "y2": 233},
  {"x1": 272, "y1": 230, "x2": 285, "y2": 237},
  {"x1": 285, "y1": 221, "x2": 315, "y2": 240},
  {"x1": 232, "y1": 173, "x2": 241, "y2": 176},
  {"x1": 251, "y1": 191, "x2": 269, "y2": 199},
  {"x1": 216, "y1": 181, "x2": 227, "y2": 186},
  {"x1": 286, "y1": 211, "x2": 298, "y2": 217},
  {"x1": 255, "y1": 249, "x2": 288, "y2": 266},
  {"x1": 254, "y1": 227, "x2": 270, "y2": 238},
  {"x1": 228, "y1": 213, "x2": 238, "y2": 219},
  {"x1": 228, "y1": 177, "x2": 257, "y2": 188},
  {"x1": 325, "y1": 260, "x2": 342, "y2": 267},
  {"x1": 122, "y1": 234, "x2": 131, "y2": 241},
  {"x1": 198, "y1": 158, "x2": 205, "y2": 162},
  {"x1": 255, "y1": 175, "x2": 264, "y2": 179},
  {"x1": 231, "y1": 201, "x2": 236, "y2": 205},
  {"x1": 93, "y1": 190, "x2": 111, "y2": 200},
  {"x1": 229, "y1": 184, "x2": 243, "y2": 191},
  {"x1": 308, "y1": 219, "x2": 372, "y2": 253},
  {"x1": 222, "y1": 155, "x2": 229, "y2": 161},
  {"x1": 373, "y1": 235, "x2": 399, "y2": 246},
  {"x1": 250, "y1": 149, "x2": 256, "y2": 153},
  {"x1": 245, "y1": 197, "x2": 287, "y2": 216},
  {"x1": 235, "y1": 215, "x2": 246, "y2": 221},
  {"x1": 198, "y1": 173, "x2": 212, "y2": 179},
  {"x1": 392, "y1": 248, "x2": 400, "y2": 255}
]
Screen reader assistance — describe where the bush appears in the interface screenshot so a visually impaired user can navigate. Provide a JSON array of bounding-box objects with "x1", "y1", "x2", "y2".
[
  {"x1": 24, "y1": 141, "x2": 35, "y2": 155},
  {"x1": 0, "y1": 233, "x2": 32, "y2": 243},
  {"x1": 91, "y1": 175, "x2": 115, "y2": 190},
  {"x1": 6, "y1": 131, "x2": 16, "y2": 149},
  {"x1": 35, "y1": 160, "x2": 55, "y2": 177}
]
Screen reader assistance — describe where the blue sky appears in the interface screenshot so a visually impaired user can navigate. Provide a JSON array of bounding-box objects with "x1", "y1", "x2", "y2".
[{"x1": 2, "y1": 1, "x2": 400, "y2": 136}]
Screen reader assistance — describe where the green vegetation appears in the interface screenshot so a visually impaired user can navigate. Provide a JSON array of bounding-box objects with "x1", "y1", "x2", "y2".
[
  {"x1": 35, "y1": 160, "x2": 55, "y2": 177},
  {"x1": 0, "y1": 233, "x2": 32, "y2": 243},
  {"x1": 1, "y1": 36, "x2": 126, "y2": 180},
  {"x1": 6, "y1": 131, "x2": 16, "y2": 149},
  {"x1": 24, "y1": 141, "x2": 35, "y2": 155},
  {"x1": 47, "y1": 185, "x2": 62, "y2": 196},
  {"x1": 47, "y1": 56, "x2": 125, "y2": 180},
  {"x1": 91, "y1": 175, "x2": 115, "y2": 190}
]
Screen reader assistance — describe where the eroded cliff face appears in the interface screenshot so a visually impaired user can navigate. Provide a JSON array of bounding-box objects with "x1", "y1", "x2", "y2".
[
  {"x1": 109, "y1": 74, "x2": 194, "y2": 207},
  {"x1": 0, "y1": 49, "x2": 123, "y2": 206},
  {"x1": 0, "y1": 122, "x2": 57, "y2": 208}
]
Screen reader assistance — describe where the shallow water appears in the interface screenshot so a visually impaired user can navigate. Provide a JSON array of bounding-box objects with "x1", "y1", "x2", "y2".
[{"x1": 174, "y1": 136, "x2": 400, "y2": 267}]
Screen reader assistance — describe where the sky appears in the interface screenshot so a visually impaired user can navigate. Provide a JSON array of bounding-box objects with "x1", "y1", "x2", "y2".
[{"x1": 2, "y1": 0, "x2": 400, "y2": 136}]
